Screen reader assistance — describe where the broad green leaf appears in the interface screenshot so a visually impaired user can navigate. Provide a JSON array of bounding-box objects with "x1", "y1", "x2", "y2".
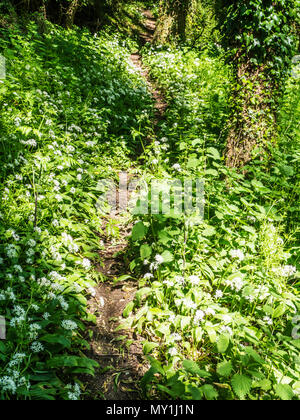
[
  {"x1": 132, "y1": 221, "x2": 146, "y2": 241},
  {"x1": 275, "y1": 384, "x2": 294, "y2": 400},
  {"x1": 161, "y1": 250, "x2": 174, "y2": 263},
  {"x1": 231, "y1": 374, "x2": 252, "y2": 399},
  {"x1": 200, "y1": 384, "x2": 219, "y2": 400},
  {"x1": 183, "y1": 360, "x2": 211, "y2": 378},
  {"x1": 217, "y1": 361, "x2": 232, "y2": 377},
  {"x1": 273, "y1": 304, "x2": 287, "y2": 318},
  {"x1": 41, "y1": 334, "x2": 71, "y2": 349},
  {"x1": 217, "y1": 334, "x2": 230, "y2": 353},
  {"x1": 207, "y1": 147, "x2": 221, "y2": 160},
  {"x1": 140, "y1": 244, "x2": 152, "y2": 259},
  {"x1": 143, "y1": 341, "x2": 159, "y2": 355}
]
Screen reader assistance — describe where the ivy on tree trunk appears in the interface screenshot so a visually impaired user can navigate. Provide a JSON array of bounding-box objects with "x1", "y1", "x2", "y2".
[{"x1": 216, "y1": 0, "x2": 298, "y2": 167}]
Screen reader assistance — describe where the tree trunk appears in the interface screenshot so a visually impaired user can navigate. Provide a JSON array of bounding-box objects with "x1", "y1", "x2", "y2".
[
  {"x1": 154, "y1": 0, "x2": 191, "y2": 43},
  {"x1": 225, "y1": 63, "x2": 276, "y2": 168},
  {"x1": 66, "y1": 0, "x2": 79, "y2": 29},
  {"x1": 174, "y1": 0, "x2": 190, "y2": 41}
]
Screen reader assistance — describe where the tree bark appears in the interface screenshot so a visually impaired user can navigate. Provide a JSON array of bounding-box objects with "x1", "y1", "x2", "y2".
[
  {"x1": 66, "y1": 0, "x2": 79, "y2": 29},
  {"x1": 225, "y1": 63, "x2": 276, "y2": 168},
  {"x1": 154, "y1": 0, "x2": 191, "y2": 43}
]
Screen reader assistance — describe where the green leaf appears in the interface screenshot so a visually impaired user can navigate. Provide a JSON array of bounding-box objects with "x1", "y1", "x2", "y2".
[
  {"x1": 182, "y1": 360, "x2": 211, "y2": 378},
  {"x1": 47, "y1": 356, "x2": 98, "y2": 372},
  {"x1": 147, "y1": 356, "x2": 165, "y2": 375},
  {"x1": 41, "y1": 334, "x2": 71, "y2": 349},
  {"x1": 207, "y1": 147, "x2": 221, "y2": 160},
  {"x1": 206, "y1": 326, "x2": 217, "y2": 343},
  {"x1": 193, "y1": 327, "x2": 203, "y2": 344},
  {"x1": 244, "y1": 347, "x2": 265, "y2": 364},
  {"x1": 202, "y1": 226, "x2": 216, "y2": 237},
  {"x1": 140, "y1": 244, "x2": 152, "y2": 259},
  {"x1": 113, "y1": 274, "x2": 132, "y2": 285},
  {"x1": 143, "y1": 341, "x2": 159, "y2": 355},
  {"x1": 217, "y1": 361, "x2": 232, "y2": 377},
  {"x1": 135, "y1": 287, "x2": 152, "y2": 304},
  {"x1": 231, "y1": 374, "x2": 252, "y2": 399},
  {"x1": 275, "y1": 384, "x2": 294, "y2": 400},
  {"x1": 217, "y1": 334, "x2": 230, "y2": 353},
  {"x1": 123, "y1": 301, "x2": 134, "y2": 318},
  {"x1": 141, "y1": 367, "x2": 157, "y2": 392},
  {"x1": 205, "y1": 169, "x2": 218, "y2": 177},
  {"x1": 132, "y1": 221, "x2": 146, "y2": 241},
  {"x1": 273, "y1": 304, "x2": 287, "y2": 318},
  {"x1": 253, "y1": 379, "x2": 272, "y2": 391},
  {"x1": 161, "y1": 250, "x2": 174, "y2": 263},
  {"x1": 200, "y1": 384, "x2": 219, "y2": 400}
]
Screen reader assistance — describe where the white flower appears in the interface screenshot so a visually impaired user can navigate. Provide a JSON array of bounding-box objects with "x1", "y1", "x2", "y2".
[
  {"x1": 189, "y1": 275, "x2": 200, "y2": 286},
  {"x1": 174, "y1": 275, "x2": 185, "y2": 285},
  {"x1": 222, "y1": 315, "x2": 232, "y2": 324},
  {"x1": 195, "y1": 310, "x2": 205, "y2": 322},
  {"x1": 281, "y1": 265, "x2": 296, "y2": 277},
  {"x1": 172, "y1": 163, "x2": 181, "y2": 172},
  {"x1": 67, "y1": 383, "x2": 81, "y2": 401},
  {"x1": 163, "y1": 280, "x2": 175, "y2": 287},
  {"x1": 205, "y1": 308, "x2": 216, "y2": 316},
  {"x1": 61, "y1": 320, "x2": 78, "y2": 331},
  {"x1": 30, "y1": 341, "x2": 44, "y2": 353},
  {"x1": 219, "y1": 326, "x2": 233, "y2": 336},
  {"x1": 27, "y1": 239, "x2": 36, "y2": 248},
  {"x1": 0, "y1": 377, "x2": 17, "y2": 394},
  {"x1": 227, "y1": 276, "x2": 244, "y2": 292},
  {"x1": 263, "y1": 316, "x2": 273, "y2": 326},
  {"x1": 143, "y1": 273, "x2": 154, "y2": 280},
  {"x1": 170, "y1": 333, "x2": 181, "y2": 341},
  {"x1": 155, "y1": 254, "x2": 164, "y2": 265},
  {"x1": 271, "y1": 265, "x2": 296, "y2": 277},
  {"x1": 88, "y1": 287, "x2": 96, "y2": 297},
  {"x1": 183, "y1": 298, "x2": 197, "y2": 310},
  {"x1": 168, "y1": 347, "x2": 178, "y2": 357},
  {"x1": 215, "y1": 290, "x2": 223, "y2": 299},
  {"x1": 229, "y1": 249, "x2": 245, "y2": 261},
  {"x1": 82, "y1": 258, "x2": 91, "y2": 270}
]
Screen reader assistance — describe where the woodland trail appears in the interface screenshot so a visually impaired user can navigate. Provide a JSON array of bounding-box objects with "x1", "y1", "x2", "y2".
[{"x1": 83, "y1": 11, "x2": 167, "y2": 400}]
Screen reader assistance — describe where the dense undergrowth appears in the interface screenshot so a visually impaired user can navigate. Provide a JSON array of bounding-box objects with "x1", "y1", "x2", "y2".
[
  {"x1": 124, "y1": 46, "x2": 300, "y2": 400},
  {"x1": 0, "y1": 2, "x2": 299, "y2": 401},
  {"x1": 0, "y1": 20, "x2": 152, "y2": 399}
]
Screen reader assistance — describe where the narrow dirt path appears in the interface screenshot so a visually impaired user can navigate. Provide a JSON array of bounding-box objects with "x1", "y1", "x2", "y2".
[
  {"x1": 83, "y1": 10, "x2": 168, "y2": 400},
  {"x1": 131, "y1": 11, "x2": 167, "y2": 124}
]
